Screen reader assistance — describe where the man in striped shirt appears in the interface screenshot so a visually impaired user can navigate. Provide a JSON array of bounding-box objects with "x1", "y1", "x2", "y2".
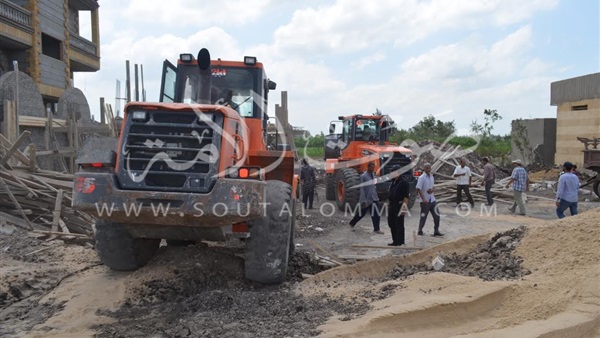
[{"x1": 505, "y1": 159, "x2": 529, "y2": 216}]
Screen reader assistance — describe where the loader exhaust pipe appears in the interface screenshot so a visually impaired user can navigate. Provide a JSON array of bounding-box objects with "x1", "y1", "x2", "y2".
[{"x1": 196, "y1": 48, "x2": 212, "y2": 104}]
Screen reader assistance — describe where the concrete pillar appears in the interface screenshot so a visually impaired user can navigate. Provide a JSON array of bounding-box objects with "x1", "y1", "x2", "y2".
[
  {"x1": 26, "y1": 0, "x2": 41, "y2": 84},
  {"x1": 62, "y1": 0, "x2": 71, "y2": 88},
  {"x1": 91, "y1": 8, "x2": 100, "y2": 57}
]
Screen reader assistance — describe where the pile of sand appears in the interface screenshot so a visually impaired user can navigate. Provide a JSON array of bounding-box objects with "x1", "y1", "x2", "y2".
[{"x1": 300, "y1": 207, "x2": 600, "y2": 337}]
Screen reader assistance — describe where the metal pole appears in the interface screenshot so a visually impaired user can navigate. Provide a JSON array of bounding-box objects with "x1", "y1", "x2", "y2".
[
  {"x1": 134, "y1": 64, "x2": 139, "y2": 101},
  {"x1": 100, "y1": 97, "x2": 106, "y2": 124},
  {"x1": 141, "y1": 64, "x2": 146, "y2": 101},
  {"x1": 12, "y1": 61, "x2": 19, "y2": 134},
  {"x1": 125, "y1": 60, "x2": 131, "y2": 102}
]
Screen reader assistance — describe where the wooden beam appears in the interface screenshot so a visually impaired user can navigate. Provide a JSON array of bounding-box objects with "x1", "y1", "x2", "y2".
[
  {"x1": 51, "y1": 189, "x2": 64, "y2": 232},
  {"x1": 10, "y1": 170, "x2": 73, "y2": 190},
  {"x1": 351, "y1": 244, "x2": 423, "y2": 250},
  {"x1": 0, "y1": 134, "x2": 31, "y2": 166},
  {"x1": 32, "y1": 230, "x2": 91, "y2": 239},
  {"x1": 0, "y1": 178, "x2": 33, "y2": 229},
  {"x1": 72, "y1": 107, "x2": 79, "y2": 173},
  {"x1": 310, "y1": 241, "x2": 344, "y2": 265},
  {"x1": 100, "y1": 97, "x2": 106, "y2": 124},
  {"x1": 2, "y1": 100, "x2": 17, "y2": 142},
  {"x1": 51, "y1": 126, "x2": 111, "y2": 134},
  {"x1": 19, "y1": 115, "x2": 67, "y2": 128},
  {"x1": 35, "y1": 148, "x2": 76, "y2": 156},
  {"x1": 337, "y1": 254, "x2": 382, "y2": 261},
  {"x1": 0, "y1": 211, "x2": 32, "y2": 230},
  {"x1": 0, "y1": 131, "x2": 31, "y2": 167},
  {"x1": 28, "y1": 144, "x2": 36, "y2": 172}
]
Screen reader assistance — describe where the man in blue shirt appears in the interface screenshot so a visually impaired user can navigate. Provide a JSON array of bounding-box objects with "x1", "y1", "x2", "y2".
[
  {"x1": 349, "y1": 162, "x2": 383, "y2": 234},
  {"x1": 505, "y1": 159, "x2": 529, "y2": 216},
  {"x1": 555, "y1": 161, "x2": 579, "y2": 218}
]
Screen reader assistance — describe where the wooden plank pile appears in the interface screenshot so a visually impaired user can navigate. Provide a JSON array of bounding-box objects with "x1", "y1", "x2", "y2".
[
  {"x1": 0, "y1": 132, "x2": 94, "y2": 243},
  {"x1": 419, "y1": 146, "x2": 546, "y2": 205}
]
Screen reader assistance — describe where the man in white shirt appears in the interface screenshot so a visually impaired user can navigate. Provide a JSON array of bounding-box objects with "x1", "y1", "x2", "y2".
[
  {"x1": 416, "y1": 163, "x2": 443, "y2": 237},
  {"x1": 453, "y1": 158, "x2": 474, "y2": 207}
]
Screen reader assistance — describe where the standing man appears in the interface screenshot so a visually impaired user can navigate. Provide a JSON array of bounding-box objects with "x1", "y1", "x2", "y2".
[
  {"x1": 300, "y1": 158, "x2": 317, "y2": 209},
  {"x1": 349, "y1": 162, "x2": 383, "y2": 234},
  {"x1": 555, "y1": 161, "x2": 579, "y2": 218},
  {"x1": 416, "y1": 163, "x2": 443, "y2": 237},
  {"x1": 505, "y1": 159, "x2": 529, "y2": 216},
  {"x1": 387, "y1": 167, "x2": 410, "y2": 246},
  {"x1": 481, "y1": 157, "x2": 496, "y2": 206},
  {"x1": 453, "y1": 158, "x2": 474, "y2": 208}
]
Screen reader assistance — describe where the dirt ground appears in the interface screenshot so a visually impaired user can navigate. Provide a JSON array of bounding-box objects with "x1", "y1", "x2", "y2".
[{"x1": 1, "y1": 183, "x2": 599, "y2": 337}]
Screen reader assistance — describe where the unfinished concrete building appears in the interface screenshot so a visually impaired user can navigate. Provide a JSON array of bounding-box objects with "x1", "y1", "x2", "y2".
[
  {"x1": 0, "y1": 0, "x2": 100, "y2": 109},
  {"x1": 551, "y1": 73, "x2": 600, "y2": 166},
  {"x1": 511, "y1": 118, "x2": 557, "y2": 165},
  {"x1": 1, "y1": 0, "x2": 106, "y2": 171}
]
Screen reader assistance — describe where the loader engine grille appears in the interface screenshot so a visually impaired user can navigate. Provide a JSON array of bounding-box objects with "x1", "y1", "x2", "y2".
[
  {"x1": 380, "y1": 152, "x2": 413, "y2": 175},
  {"x1": 117, "y1": 110, "x2": 223, "y2": 193}
]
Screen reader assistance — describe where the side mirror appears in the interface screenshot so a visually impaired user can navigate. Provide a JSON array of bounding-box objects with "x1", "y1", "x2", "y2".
[
  {"x1": 268, "y1": 80, "x2": 277, "y2": 90},
  {"x1": 329, "y1": 123, "x2": 336, "y2": 134}
]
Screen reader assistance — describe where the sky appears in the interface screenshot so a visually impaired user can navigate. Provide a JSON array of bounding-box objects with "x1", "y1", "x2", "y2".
[{"x1": 75, "y1": 0, "x2": 600, "y2": 137}]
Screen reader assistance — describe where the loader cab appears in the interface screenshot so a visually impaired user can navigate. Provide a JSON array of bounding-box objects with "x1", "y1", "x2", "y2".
[
  {"x1": 325, "y1": 115, "x2": 392, "y2": 159},
  {"x1": 326, "y1": 115, "x2": 391, "y2": 145},
  {"x1": 159, "y1": 52, "x2": 277, "y2": 120}
]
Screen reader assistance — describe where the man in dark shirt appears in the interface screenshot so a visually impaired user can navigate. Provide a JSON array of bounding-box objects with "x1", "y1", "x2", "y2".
[
  {"x1": 481, "y1": 157, "x2": 496, "y2": 206},
  {"x1": 300, "y1": 158, "x2": 317, "y2": 209},
  {"x1": 387, "y1": 167, "x2": 410, "y2": 246}
]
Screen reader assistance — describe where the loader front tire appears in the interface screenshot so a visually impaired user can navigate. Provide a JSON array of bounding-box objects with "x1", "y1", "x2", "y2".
[
  {"x1": 335, "y1": 168, "x2": 360, "y2": 211},
  {"x1": 95, "y1": 220, "x2": 160, "y2": 271},
  {"x1": 245, "y1": 180, "x2": 293, "y2": 284}
]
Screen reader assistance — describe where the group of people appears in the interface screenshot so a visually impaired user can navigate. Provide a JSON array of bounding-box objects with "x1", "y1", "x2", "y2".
[{"x1": 298, "y1": 155, "x2": 581, "y2": 247}]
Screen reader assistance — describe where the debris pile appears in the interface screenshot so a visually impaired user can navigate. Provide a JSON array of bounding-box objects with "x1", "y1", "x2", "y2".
[
  {"x1": 407, "y1": 140, "x2": 508, "y2": 179},
  {"x1": 0, "y1": 133, "x2": 94, "y2": 241},
  {"x1": 403, "y1": 140, "x2": 550, "y2": 205},
  {"x1": 94, "y1": 248, "x2": 368, "y2": 338},
  {"x1": 390, "y1": 227, "x2": 530, "y2": 281}
]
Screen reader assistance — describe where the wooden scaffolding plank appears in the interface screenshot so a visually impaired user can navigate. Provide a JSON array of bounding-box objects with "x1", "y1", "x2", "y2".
[{"x1": 0, "y1": 131, "x2": 31, "y2": 167}]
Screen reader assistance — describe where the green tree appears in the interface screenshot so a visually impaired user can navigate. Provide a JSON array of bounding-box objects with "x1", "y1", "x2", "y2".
[
  {"x1": 470, "y1": 109, "x2": 502, "y2": 137},
  {"x1": 409, "y1": 115, "x2": 456, "y2": 139}
]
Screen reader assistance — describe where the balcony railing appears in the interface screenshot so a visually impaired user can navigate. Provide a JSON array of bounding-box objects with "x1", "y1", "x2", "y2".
[
  {"x1": 70, "y1": 33, "x2": 97, "y2": 56},
  {"x1": 0, "y1": 0, "x2": 32, "y2": 30}
]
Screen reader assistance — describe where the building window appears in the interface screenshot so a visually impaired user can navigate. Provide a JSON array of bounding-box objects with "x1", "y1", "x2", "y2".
[
  {"x1": 571, "y1": 105, "x2": 588, "y2": 111},
  {"x1": 42, "y1": 33, "x2": 62, "y2": 60}
]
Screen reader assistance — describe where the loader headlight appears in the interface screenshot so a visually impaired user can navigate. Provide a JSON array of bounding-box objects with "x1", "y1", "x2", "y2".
[
  {"x1": 244, "y1": 56, "x2": 257, "y2": 66},
  {"x1": 131, "y1": 111, "x2": 148, "y2": 121},
  {"x1": 180, "y1": 53, "x2": 194, "y2": 62}
]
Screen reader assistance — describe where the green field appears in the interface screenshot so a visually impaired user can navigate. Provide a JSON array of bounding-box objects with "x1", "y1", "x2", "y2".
[{"x1": 297, "y1": 147, "x2": 324, "y2": 159}]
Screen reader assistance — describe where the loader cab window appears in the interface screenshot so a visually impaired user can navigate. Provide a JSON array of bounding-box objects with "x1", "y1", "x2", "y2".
[
  {"x1": 342, "y1": 119, "x2": 352, "y2": 142},
  {"x1": 354, "y1": 118, "x2": 380, "y2": 141},
  {"x1": 160, "y1": 60, "x2": 177, "y2": 103},
  {"x1": 176, "y1": 64, "x2": 265, "y2": 118}
]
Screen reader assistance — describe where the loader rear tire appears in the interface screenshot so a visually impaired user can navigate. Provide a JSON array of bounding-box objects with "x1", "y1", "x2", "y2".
[
  {"x1": 593, "y1": 180, "x2": 599, "y2": 199},
  {"x1": 325, "y1": 173, "x2": 336, "y2": 201},
  {"x1": 245, "y1": 180, "x2": 293, "y2": 284},
  {"x1": 335, "y1": 168, "x2": 361, "y2": 211},
  {"x1": 95, "y1": 220, "x2": 160, "y2": 271}
]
